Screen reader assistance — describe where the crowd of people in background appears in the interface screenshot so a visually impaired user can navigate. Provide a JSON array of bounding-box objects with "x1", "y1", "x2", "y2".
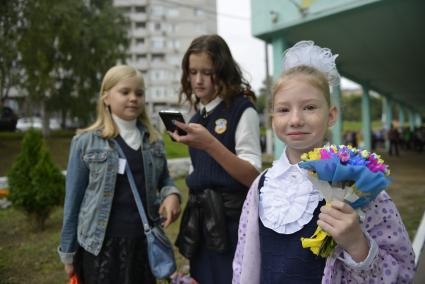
[{"x1": 343, "y1": 125, "x2": 425, "y2": 155}]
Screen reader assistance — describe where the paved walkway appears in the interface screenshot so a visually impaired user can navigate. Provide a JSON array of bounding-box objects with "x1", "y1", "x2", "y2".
[{"x1": 414, "y1": 248, "x2": 425, "y2": 283}]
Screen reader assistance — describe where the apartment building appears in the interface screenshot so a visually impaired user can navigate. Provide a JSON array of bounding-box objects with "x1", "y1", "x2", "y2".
[{"x1": 113, "y1": 0, "x2": 217, "y2": 123}]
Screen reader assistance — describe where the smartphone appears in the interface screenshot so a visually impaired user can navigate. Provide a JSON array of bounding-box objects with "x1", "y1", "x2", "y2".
[{"x1": 159, "y1": 110, "x2": 187, "y2": 136}]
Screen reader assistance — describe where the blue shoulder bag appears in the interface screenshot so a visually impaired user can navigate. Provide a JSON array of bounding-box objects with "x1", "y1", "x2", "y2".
[{"x1": 113, "y1": 140, "x2": 176, "y2": 279}]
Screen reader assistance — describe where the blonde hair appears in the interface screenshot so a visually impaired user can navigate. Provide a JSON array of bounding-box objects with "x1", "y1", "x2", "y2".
[
  {"x1": 78, "y1": 65, "x2": 159, "y2": 143},
  {"x1": 272, "y1": 65, "x2": 331, "y2": 110}
]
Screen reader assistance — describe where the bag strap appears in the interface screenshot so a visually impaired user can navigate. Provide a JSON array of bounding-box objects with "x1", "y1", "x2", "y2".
[{"x1": 112, "y1": 139, "x2": 151, "y2": 233}]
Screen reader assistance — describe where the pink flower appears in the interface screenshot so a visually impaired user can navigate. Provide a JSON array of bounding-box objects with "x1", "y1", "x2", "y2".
[{"x1": 320, "y1": 149, "x2": 332, "y2": 159}]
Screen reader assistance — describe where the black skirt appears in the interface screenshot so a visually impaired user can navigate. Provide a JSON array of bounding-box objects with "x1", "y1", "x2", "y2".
[{"x1": 74, "y1": 236, "x2": 156, "y2": 284}]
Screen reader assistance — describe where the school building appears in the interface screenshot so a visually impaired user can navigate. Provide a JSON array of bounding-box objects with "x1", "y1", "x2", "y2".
[
  {"x1": 250, "y1": 0, "x2": 424, "y2": 155},
  {"x1": 250, "y1": 0, "x2": 425, "y2": 280}
]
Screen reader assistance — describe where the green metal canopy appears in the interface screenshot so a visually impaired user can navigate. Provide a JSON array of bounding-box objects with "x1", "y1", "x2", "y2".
[{"x1": 251, "y1": 0, "x2": 425, "y2": 115}]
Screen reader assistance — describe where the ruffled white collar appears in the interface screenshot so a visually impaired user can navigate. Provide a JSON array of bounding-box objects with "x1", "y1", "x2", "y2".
[
  {"x1": 259, "y1": 148, "x2": 322, "y2": 234},
  {"x1": 112, "y1": 114, "x2": 141, "y2": 150}
]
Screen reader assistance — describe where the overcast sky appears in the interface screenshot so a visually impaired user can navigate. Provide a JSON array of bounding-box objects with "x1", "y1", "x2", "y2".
[{"x1": 216, "y1": 0, "x2": 360, "y2": 93}]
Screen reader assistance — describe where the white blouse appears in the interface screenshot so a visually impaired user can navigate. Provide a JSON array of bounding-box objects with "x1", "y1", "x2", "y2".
[{"x1": 259, "y1": 149, "x2": 323, "y2": 234}]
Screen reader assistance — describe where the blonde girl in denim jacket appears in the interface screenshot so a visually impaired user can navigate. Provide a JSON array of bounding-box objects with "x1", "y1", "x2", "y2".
[{"x1": 58, "y1": 65, "x2": 181, "y2": 283}]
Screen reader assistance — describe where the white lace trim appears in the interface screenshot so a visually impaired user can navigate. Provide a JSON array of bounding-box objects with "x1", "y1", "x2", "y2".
[{"x1": 259, "y1": 152, "x2": 322, "y2": 234}]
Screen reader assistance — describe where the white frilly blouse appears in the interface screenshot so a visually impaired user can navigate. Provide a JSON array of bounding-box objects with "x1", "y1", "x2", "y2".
[{"x1": 259, "y1": 149, "x2": 323, "y2": 234}]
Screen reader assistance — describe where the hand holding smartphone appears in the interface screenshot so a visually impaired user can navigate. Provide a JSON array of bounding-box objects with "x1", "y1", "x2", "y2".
[{"x1": 159, "y1": 110, "x2": 187, "y2": 136}]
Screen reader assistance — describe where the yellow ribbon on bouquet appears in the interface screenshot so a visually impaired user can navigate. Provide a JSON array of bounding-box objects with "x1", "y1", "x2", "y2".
[{"x1": 301, "y1": 226, "x2": 336, "y2": 258}]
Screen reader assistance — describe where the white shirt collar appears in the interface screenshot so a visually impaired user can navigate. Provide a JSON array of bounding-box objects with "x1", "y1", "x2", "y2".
[
  {"x1": 271, "y1": 147, "x2": 304, "y2": 176},
  {"x1": 199, "y1": 96, "x2": 222, "y2": 114}
]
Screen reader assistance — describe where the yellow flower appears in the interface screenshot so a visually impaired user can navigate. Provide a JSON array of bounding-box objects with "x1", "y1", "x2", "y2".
[
  {"x1": 360, "y1": 150, "x2": 369, "y2": 158},
  {"x1": 308, "y1": 148, "x2": 321, "y2": 160}
]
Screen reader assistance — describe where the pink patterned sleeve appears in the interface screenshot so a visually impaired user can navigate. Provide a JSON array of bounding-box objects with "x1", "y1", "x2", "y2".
[
  {"x1": 326, "y1": 191, "x2": 416, "y2": 284},
  {"x1": 232, "y1": 177, "x2": 259, "y2": 284}
]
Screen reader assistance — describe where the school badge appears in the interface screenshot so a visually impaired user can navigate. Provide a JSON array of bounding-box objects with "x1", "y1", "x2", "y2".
[{"x1": 214, "y1": 118, "x2": 227, "y2": 134}]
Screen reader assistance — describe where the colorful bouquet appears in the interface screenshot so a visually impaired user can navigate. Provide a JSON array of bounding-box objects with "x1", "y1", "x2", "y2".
[{"x1": 298, "y1": 145, "x2": 391, "y2": 257}]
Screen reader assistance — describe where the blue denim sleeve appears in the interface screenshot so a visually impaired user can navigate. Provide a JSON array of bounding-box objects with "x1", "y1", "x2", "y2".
[
  {"x1": 58, "y1": 135, "x2": 89, "y2": 264},
  {"x1": 157, "y1": 141, "x2": 181, "y2": 203}
]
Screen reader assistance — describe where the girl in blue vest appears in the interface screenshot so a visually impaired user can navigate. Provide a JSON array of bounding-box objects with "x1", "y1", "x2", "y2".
[
  {"x1": 58, "y1": 65, "x2": 181, "y2": 283},
  {"x1": 232, "y1": 41, "x2": 415, "y2": 283},
  {"x1": 170, "y1": 34, "x2": 262, "y2": 284}
]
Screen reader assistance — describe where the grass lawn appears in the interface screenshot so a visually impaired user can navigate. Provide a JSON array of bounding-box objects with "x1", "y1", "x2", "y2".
[{"x1": 0, "y1": 178, "x2": 189, "y2": 284}]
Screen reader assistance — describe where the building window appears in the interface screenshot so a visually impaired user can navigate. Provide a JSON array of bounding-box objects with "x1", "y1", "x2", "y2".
[
  {"x1": 135, "y1": 22, "x2": 146, "y2": 29},
  {"x1": 169, "y1": 23, "x2": 177, "y2": 32},
  {"x1": 196, "y1": 24, "x2": 206, "y2": 33},
  {"x1": 135, "y1": 6, "x2": 146, "y2": 13},
  {"x1": 152, "y1": 53, "x2": 165, "y2": 63},
  {"x1": 168, "y1": 8, "x2": 179, "y2": 17},
  {"x1": 118, "y1": 7, "x2": 131, "y2": 14},
  {"x1": 194, "y1": 9, "x2": 205, "y2": 17},
  {"x1": 151, "y1": 38, "x2": 164, "y2": 49},
  {"x1": 151, "y1": 5, "x2": 164, "y2": 16},
  {"x1": 168, "y1": 55, "x2": 180, "y2": 65},
  {"x1": 173, "y1": 40, "x2": 181, "y2": 49},
  {"x1": 135, "y1": 38, "x2": 145, "y2": 45}
]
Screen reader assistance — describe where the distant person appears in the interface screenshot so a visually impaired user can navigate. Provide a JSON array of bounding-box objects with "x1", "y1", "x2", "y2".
[
  {"x1": 232, "y1": 40, "x2": 415, "y2": 284},
  {"x1": 388, "y1": 125, "x2": 400, "y2": 156},
  {"x1": 413, "y1": 127, "x2": 424, "y2": 153},
  {"x1": 371, "y1": 130, "x2": 377, "y2": 150},
  {"x1": 58, "y1": 65, "x2": 181, "y2": 283},
  {"x1": 170, "y1": 34, "x2": 262, "y2": 284},
  {"x1": 350, "y1": 130, "x2": 358, "y2": 147}
]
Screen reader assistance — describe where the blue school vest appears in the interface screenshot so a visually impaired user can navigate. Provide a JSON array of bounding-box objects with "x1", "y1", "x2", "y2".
[
  {"x1": 186, "y1": 95, "x2": 255, "y2": 194},
  {"x1": 258, "y1": 171, "x2": 326, "y2": 284}
]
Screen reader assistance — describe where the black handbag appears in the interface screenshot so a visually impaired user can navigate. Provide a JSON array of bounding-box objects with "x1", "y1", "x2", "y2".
[{"x1": 113, "y1": 140, "x2": 176, "y2": 279}]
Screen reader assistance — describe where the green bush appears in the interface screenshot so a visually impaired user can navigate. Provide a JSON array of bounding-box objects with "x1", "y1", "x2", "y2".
[{"x1": 7, "y1": 129, "x2": 65, "y2": 230}]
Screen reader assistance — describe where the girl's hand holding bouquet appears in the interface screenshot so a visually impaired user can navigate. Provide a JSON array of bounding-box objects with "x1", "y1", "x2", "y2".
[{"x1": 298, "y1": 145, "x2": 391, "y2": 257}]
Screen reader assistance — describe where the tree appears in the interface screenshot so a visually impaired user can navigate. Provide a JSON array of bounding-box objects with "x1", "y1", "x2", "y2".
[
  {"x1": 47, "y1": 0, "x2": 129, "y2": 127},
  {"x1": 0, "y1": 0, "x2": 25, "y2": 106},
  {"x1": 17, "y1": 0, "x2": 129, "y2": 133},
  {"x1": 7, "y1": 129, "x2": 65, "y2": 230},
  {"x1": 341, "y1": 92, "x2": 383, "y2": 121},
  {"x1": 255, "y1": 76, "x2": 273, "y2": 116}
]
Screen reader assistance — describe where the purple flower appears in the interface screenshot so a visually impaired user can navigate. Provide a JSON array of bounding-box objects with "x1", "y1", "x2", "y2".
[
  {"x1": 348, "y1": 154, "x2": 367, "y2": 166},
  {"x1": 338, "y1": 148, "x2": 350, "y2": 164}
]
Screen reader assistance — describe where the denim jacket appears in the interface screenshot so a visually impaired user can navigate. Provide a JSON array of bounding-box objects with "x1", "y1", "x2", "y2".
[{"x1": 58, "y1": 125, "x2": 181, "y2": 264}]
